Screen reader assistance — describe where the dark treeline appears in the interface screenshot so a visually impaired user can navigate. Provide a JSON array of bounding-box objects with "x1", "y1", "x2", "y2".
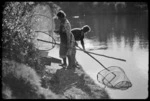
[{"x1": 54, "y1": 2, "x2": 148, "y2": 15}]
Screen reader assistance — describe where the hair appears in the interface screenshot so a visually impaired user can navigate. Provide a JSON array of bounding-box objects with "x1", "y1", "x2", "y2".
[
  {"x1": 82, "y1": 25, "x2": 91, "y2": 33},
  {"x1": 56, "y1": 10, "x2": 66, "y2": 19}
]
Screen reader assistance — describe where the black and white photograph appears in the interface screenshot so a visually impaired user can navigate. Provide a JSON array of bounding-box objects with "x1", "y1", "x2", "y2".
[{"x1": 2, "y1": 2, "x2": 148, "y2": 99}]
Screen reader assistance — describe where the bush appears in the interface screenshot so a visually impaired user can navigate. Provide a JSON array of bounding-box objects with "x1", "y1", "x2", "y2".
[
  {"x1": 2, "y1": 2, "x2": 63, "y2": 99},
  {"x1": 2, "y1": 59, "x2": 62, "y2": 99},
  {"x1": 2, "y1": 2, "x2": 60, "y2": 74},
  {"x1": 2, "y1": 59, "x2": 42, "y2": 98},
  {"x1": 2, "y1": 2, "x2": 42, "y2": 71}
]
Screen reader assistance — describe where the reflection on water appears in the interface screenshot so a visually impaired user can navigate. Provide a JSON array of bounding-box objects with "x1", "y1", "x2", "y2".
[
  {"x1": 69, "y1": 14, "x2": 148, "y2": 99},
  {"x1": 69, "y1": 14, "x2": 148, "y2": 50},
  {"x1": 49, "y1": 13, "x2": 148, "y2": 99}
]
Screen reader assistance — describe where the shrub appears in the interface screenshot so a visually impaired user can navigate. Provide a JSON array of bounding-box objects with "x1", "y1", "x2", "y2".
[
  {"x1": 2, "y1": 59, "x2": 62, "y2": 99},
  {"x1": 2, "y1": 2, "x2": 42, "y2": 72},
  {"x1": 2, "y1": 2, "x2": 63, "y2": 99},
  {"x1": 2, "y1": 59, "x2": 42, "y2": 98},
  {"x1": 2, "y1": 2, "x2": 60, "y2": 74}
]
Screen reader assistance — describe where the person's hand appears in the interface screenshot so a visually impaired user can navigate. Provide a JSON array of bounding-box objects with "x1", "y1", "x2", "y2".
[
  {"x1": 75, "y1": 42, "x2": 78, "y2": 47},
  {"x1": 54, "y1": 30, "x2": 59, "y2": 33}
]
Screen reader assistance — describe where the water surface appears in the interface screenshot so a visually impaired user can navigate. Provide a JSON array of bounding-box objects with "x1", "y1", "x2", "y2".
[
  {"x1": 71, "y1": 14, "x2": 148, "y2": 99},
  {"x1": 49, "y1": 13, "x2": 148, "y2": 99}
]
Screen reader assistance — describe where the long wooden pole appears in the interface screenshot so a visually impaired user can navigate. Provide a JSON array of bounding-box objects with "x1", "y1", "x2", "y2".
[
  {"x1": 76, "y1": 46, "x2": 109, "y2": 70},
  {"x1": 77, "y1": 45, "x2": 117, "y2": 82},
  {"x1": 82, "y1": 50, "x2": 126, "y2": 62},
  {"x1": 37, "y1": 39, "x2": 126, "y2": 62}
]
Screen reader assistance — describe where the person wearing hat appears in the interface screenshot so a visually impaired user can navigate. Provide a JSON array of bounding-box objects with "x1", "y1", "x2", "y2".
[
  {"x1": 55, "y1": 10, "x2": 76, "y2": 69},
  {"x1": 71, "y1": 25, "x2": 91, "y2": 50}
]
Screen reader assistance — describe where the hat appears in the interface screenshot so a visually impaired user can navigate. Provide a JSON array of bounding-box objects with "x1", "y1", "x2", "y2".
[
  {"x1": 57, "y1": 10, "x2": 66, "y2": 18},
  {"x1": 82, "y1": 25, "x2": 91, "y2": 33}
]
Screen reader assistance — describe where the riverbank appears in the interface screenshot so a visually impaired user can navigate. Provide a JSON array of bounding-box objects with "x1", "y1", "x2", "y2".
[{"x1": 2, "y1": 58, "x2": 110, "y2": 99}]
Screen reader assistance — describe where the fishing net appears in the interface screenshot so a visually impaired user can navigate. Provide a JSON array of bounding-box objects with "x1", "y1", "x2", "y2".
[
  {"x1": 34, "y1": 31, "x2": 56, "y2": 51},
  {"x1": 97, "y1": 66, "x2": 132, "y2": 90},
  {"x1": 31, "y1": 5, "x2": 56, "y2": 51}
]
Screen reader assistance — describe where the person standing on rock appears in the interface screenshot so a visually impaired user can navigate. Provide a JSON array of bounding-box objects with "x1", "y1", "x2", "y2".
[
  {"x1": 55, "y1": 10, "x2": 76, "y2": 69},
  {"x1": 71, "y1": 25, "x2": 91, "y2": 50}
]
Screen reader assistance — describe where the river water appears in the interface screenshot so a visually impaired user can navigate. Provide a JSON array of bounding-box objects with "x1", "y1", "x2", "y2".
[
  {"x1": 72, "y1": 14, "x2": 148, "y2": 99},
  {"x1": 49, "y1": 13, "x2": 148, "y2": 99}
]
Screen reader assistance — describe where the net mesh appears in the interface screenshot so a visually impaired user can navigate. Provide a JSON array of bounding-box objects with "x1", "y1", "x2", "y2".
[
  {"x1": 97, "y1": 66, "x2": 132, "y2": 90},
  {"x1": 31, "y1": 5, "x2": 56, "y2": 51},
  {"x1": 34, "y1": 31, "x2": 55, "y2": 51}
]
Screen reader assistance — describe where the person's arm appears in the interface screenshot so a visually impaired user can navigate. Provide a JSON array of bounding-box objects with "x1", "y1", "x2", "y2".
[
  {"x1": 75, "y1": 41, "x2": 78, "y2": 47},
  {"x1": 81, "y1": 38, "x2": 85, "y2": 50}
]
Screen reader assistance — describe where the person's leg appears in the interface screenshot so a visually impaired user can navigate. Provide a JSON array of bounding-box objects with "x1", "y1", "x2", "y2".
[
  {"x1": 67, "y1": 55, "x2": 72, "y2": 68},
  {"x1": 59, "y1": 57, "x2": 67, "y2": 67},
  {"x1": 59, "y1": 43, "x2": 68, "y2": 67},
  {"x1": 71, "y1": 52, "x2": 76, "y2": 67},
  {"x1": 67, "y1": 51, "x2": 76, "y2": 69},
  {"x1": 63, "y1": 57, "x2": 67, "y2": 65}
]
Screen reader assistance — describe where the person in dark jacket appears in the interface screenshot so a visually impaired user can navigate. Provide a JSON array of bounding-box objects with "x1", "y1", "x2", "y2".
[{"x1": 71, "y1": 25, "x2": 91, "y2": 50}]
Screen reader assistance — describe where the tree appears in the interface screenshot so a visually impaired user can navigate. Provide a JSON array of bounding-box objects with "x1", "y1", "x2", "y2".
[{"x1": 2, "y1": 2, "x2": 43, "y2": 72}]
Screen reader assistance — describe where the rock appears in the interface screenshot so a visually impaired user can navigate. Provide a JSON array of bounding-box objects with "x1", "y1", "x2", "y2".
[{"x1": 50, "y1": 64, "x2": 110, "y2": 99}]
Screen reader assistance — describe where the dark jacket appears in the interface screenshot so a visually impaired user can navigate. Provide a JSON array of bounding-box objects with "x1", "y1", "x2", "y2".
[
  {"x1": 71, "y1": 28, "x2": 84, "y2": 41},
  {"x1": 71, "y1": 28, "x2": 85, "y2": 49}
]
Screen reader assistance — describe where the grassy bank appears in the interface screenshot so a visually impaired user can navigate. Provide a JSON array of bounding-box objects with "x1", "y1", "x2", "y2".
[
  {"x1": 2, "y1": 2, "x2": 110, "y2": 99},
  {"x1": 2, "y1": 58, "x2": 110, "y2": 99}
]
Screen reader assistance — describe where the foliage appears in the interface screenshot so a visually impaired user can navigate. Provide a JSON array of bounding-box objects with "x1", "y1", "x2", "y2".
[
  {"x1": 2, "y1": 2, "x2": 61, "y2": 73},
  {"x1": 2, "y1": 2, "x2": 64, "y2": 99},
  {"x1": 2, "y1": 2, "x2": 43, "y2": 72},
  {"x1": 2, "y1": 59, "x2": 61, "y2": 99}
]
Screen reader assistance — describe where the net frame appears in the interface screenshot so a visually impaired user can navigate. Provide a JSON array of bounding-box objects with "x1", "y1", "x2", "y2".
[
  {"x1": 30, "y1": 13, "x2": 56, "y2": 51},
  {"x1": 97, "y1": 66, "x2": 132, "y2": 90},
  {"x1": 34, "y1": 31, "x2": 56, "y2": 51}
]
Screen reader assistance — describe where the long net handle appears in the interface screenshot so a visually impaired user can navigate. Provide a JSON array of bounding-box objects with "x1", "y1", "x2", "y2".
[
  {"x1": 86, "y1": 51, "x2": 126, "y2": 62},
  {"x1": 36, "y1": 39, "x2": 126, "y2": 62},
  {"x1": 77, "y1": 46, "x2": 108, "y2": 70},
  {"x1": 36, "y1": 39, "x2": 116, "y2": 72},
  {"x1": 77, "y1": 46, "x2": 117, "y2": 86}
]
